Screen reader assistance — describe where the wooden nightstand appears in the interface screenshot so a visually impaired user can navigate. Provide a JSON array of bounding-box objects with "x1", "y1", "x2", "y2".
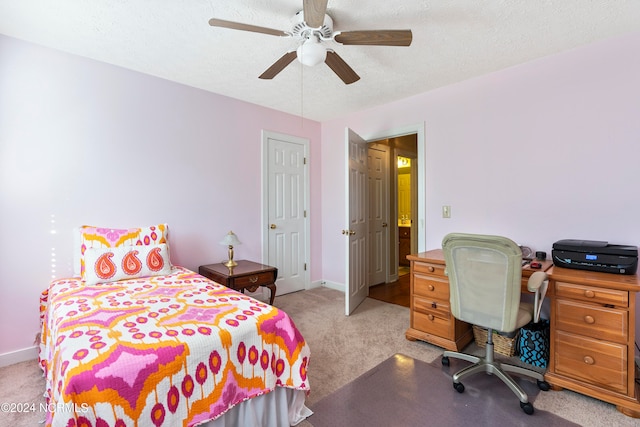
[{"x1": 198, "y1": 260, "x2": 278, "y2": 305}]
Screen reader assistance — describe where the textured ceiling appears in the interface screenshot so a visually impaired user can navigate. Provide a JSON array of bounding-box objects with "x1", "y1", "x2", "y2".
[{"x1": 2, "y1": 1, "x2": 640, "y2": 121}]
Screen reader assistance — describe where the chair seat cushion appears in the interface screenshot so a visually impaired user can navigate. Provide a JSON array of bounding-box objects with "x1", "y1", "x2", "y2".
[{"x1": 516, "y1": 303, "x2": 534, "y2": 329}]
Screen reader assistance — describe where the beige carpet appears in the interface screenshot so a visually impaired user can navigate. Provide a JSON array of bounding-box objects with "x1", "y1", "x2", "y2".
[{"x1": 1, "y1": 287, "x2": 637, "y2": 426}]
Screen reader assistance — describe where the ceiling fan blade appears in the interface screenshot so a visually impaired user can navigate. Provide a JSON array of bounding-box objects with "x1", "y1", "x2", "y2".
[
  {"x1": 334, "y1": 30, "x2": 413, "y2": 46},
  {"x1": 303, "y1": 0, "x2": 329, "y2": 28},
  {"x1": 259, "y1": 51, "x2": 298, "y2": 80},
  {"x1": 325, "y1": 51, "x2": 360, "y2": 85},
  {"x1": 209, "y1": 18, "x2": 288, "y2": 37}
]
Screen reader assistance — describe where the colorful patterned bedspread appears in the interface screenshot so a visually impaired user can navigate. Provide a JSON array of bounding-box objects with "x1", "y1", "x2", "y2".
[{"x1": 39, "y1": 266, "x2": 310, "y2": 427}]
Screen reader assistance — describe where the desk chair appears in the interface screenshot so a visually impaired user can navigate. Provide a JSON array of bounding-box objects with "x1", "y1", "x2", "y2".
[{"x1": 441, "y1": 233, "x2": 550, "y2": 415}]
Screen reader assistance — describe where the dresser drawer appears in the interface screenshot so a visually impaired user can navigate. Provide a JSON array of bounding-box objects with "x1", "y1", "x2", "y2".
[
  {"x1": 555, "y1": 281, "x2": 628, "y2": 307},
  {"x1": 413, "y1": 310, "x2": 451, "y2": 339},
  {"x1": 554, "y1": 330, "x2": 627, "y2": 394},
  {"x1": 555, "y1": 299, "x2": 627, "y2": 344},
  {"x1": 414, "y1": 274, "x2": 449, "y2": 301},
  {"x1": 413, "y1": 295, "x2": 450, "y2": 319},
  {"x1": 413, "y1": 261, "x2": 446, "y2": 278}
]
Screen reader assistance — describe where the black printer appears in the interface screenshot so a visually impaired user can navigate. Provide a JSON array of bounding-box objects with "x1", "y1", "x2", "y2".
[{"x1": 552, "y1": 239, "x2": 638, "y2": 275}]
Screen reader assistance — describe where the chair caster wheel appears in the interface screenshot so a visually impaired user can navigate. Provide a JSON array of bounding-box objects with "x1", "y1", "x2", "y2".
[
  {"x1": 520, "y1": 401, "x2": 534, "y2": 415},
  {"x1": 441, "y1": 356, "x2": 450, "y2": 366},
  {"x1": 537, "y1": 380, "x2": 550, "y2": 391},
  {"x1": 453, "y1": 382, "x2": 465, "y2": 393}
]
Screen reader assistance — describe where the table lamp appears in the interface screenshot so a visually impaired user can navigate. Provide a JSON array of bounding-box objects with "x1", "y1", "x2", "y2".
[{"x1": 220, "y1": 231, "x2": 241, "y2": 267}]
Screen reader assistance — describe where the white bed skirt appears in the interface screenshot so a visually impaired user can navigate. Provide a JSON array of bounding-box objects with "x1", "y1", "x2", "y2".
[{"x1": 201, "y1": 388, "x2": 313, "y2": 427}]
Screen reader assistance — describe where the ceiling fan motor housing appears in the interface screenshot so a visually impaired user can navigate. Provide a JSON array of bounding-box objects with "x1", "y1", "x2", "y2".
[{"x1": 292, "y1": 11, "x2": 333, "y2": 40}]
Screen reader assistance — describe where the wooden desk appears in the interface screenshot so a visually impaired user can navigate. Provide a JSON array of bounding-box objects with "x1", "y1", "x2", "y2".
[
  {"x1": 405, "y1": 249, "x2": 640, "y2": 418},
  {"x1": 198, "y1": 260, "x2": 278, "y2": 305},
  {"x1": 405, "y1": 249, "x2": 552, "y2": 351}
]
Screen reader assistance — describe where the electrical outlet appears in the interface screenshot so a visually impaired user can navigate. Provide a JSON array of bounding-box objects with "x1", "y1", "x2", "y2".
[{"x1": 442, "y1": 205, "x2": 451, "y2": 218}]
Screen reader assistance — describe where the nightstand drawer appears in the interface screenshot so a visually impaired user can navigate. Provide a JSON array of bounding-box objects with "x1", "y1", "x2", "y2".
[
  {"x1": 555, "y1": 330, "x2": 627, "y2": 394},
  {"x1": 234, "y1": 271, "x2": 274, "y2": 287},
  {"x1": 556, "y1": 299, "x2": 627, "y2": 344},
  {"x1": 414, "y1": 274, "x2": 449, "y2": 300},
  {"x1": 555, "y1": 281, "x2": 628, "y2": 307}
]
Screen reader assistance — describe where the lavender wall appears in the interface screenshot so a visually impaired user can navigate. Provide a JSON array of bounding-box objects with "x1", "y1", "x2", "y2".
[
  {"x1": 0, "y1": 35, "x2": 322, "y2": 357},
  {"x1": 319, "y1": 31, "x2": 640, "y2": 338}
]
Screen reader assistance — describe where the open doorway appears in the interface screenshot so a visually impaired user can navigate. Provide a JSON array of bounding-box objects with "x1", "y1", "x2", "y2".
[
  {"x1": 345, "y1": 123, "x2": 425, "y2": 314},
  {"x1": 367, "y1": 134, "x2": 418, "y2": 307}
]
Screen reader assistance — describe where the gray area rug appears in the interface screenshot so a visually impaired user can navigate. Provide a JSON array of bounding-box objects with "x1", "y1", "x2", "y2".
[{"x1": 308, "y1": 353, "x2": 579, "y2": 427}]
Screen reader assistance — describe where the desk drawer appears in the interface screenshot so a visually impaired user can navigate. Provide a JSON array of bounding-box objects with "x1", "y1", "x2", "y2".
[
  {"x1": 555, "y1": 281, "x2": 628, "y2": 307},
  {"x1": 555, "y1": 299, "x2": 627, "y2": 344},
  {"x1": 413, "y1": 310, "x2": 451, "y2": 339},
  {"x1": 413, "y1": 262, "x2": 446, "y2": 278},
  {"x1": 414, "y1": 274, "x2": 449, "y2": 300},
  {"x1": 234, "y1": 271, "x2": 274, "y2": 287},
  {"x1": 413, "y1": 295, "x2": 450, "y2": 319},
  {"x1": 554, "y1": 330, "x2": 627, "y2": 394}
]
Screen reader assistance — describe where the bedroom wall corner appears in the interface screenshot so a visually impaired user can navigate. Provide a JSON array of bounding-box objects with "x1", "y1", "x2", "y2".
[
  {"x1": 0, "y1": 347, "x2": 38, "y2": 368},
  {"x1": 0, "y1": 34, "x2": 322, "y2": 356}
]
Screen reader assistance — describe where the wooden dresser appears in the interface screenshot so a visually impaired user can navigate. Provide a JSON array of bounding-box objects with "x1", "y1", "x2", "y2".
[{"x1": 545, "y1": 266, "x2": 640, "y2": 417}]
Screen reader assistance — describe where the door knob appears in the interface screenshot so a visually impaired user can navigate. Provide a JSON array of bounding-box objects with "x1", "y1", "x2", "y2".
[
  {"x1": 382, "y1": 222, "x2": 388, "y2": 227},
  {"x1": 270, "y1": 224, "x2": 276, "y2": 229},
  {"x1": 349, "y1": 230, "x2": 356, "y2": 235}
]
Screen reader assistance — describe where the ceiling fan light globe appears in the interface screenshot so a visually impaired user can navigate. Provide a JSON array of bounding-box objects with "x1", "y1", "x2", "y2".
[{"x1": 296, "y1": 40, "x2": 327, "y2": 67}]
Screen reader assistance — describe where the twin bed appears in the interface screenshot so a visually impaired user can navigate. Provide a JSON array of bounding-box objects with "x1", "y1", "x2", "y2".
[{"x1": 38, "y1": 225, "x2": 311, "y2": 427}]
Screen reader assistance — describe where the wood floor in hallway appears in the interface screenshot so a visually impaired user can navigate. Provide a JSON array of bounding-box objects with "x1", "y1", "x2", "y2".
[{"x1": 368, "y1": 272, "x2": 410, "y2": 307}]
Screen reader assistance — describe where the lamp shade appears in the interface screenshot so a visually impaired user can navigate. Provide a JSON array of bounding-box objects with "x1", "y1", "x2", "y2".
[
  {"x1": 296, "y1": 37, "x2": 327, "y2": 67},
  {"x1": 220, "y1": 231, "x2": 241, "y2": 246}
]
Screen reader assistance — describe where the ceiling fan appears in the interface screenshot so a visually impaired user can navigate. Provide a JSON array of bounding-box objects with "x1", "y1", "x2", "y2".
[{"x1": 209, "y1": 0, "x2": 412, "y2": 85}]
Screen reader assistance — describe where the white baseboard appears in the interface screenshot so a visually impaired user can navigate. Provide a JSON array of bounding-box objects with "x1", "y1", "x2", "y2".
[
  {"x1": 0, "y1": 346, "x2": 38, "y2": 368},
  {"x1": 319, "y1": 280, "x2": 345, "y2": 293}
]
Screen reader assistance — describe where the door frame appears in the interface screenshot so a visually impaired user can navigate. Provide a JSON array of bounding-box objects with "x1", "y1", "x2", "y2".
[
  {"x1": 261, "y1": 130, "x2": 311, "y2": 291},
  {"x1": 363, "y1": 123, "x2": 426, "y2": 254}
]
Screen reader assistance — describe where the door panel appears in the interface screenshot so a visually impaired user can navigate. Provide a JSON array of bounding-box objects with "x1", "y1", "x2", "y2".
[
  {"x1": 346, "y1": 128, "x2": 368, "y2": 315},
  {"x1": 368, "y1": 145, "x2": 389, "y2": 286},
  {"x1": 266, "y1": 134, "x2": 307, "y2": 296}
]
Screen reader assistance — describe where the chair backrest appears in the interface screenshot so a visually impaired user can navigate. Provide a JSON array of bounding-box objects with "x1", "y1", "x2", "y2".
[{"x1": 442, "y1": 233, "x2": 523, "y2": 333}]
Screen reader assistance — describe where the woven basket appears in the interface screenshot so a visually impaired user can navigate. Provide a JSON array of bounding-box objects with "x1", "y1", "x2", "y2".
[{"x1": 472, "y1": 325, "x2": 519, "y2": 357}]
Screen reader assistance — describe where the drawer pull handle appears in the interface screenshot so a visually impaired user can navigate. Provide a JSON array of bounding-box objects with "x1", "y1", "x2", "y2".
[
  {"x1": 583, "y1": 356, "x2": 595, "y2": 365},
  {"x1": 428, "y1": 266, "x2": 435, "y2": 272},
  {"x1": 431, "y1": 302, "x2": 437, "y2": 309},
  {"x1": 584, "y1": 290, "x2": 595, "y2": 298},
  {"x1": 584, "y1": 315, "x2": 595, "y2": 324},
  {"x1": 428, "y1": 285, "x2": 435, "y2": 291},
  {"x1": 427, "y1": 314, "x2": 434, "y2": 321},
  {"x1": 249, "y1": 276, "x2": 259, "y2": 284}
]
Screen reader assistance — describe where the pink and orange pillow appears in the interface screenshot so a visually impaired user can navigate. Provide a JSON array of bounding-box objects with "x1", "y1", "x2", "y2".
[{"x1": 83, "y1": 243, "x2": 172, "y2": 285}]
